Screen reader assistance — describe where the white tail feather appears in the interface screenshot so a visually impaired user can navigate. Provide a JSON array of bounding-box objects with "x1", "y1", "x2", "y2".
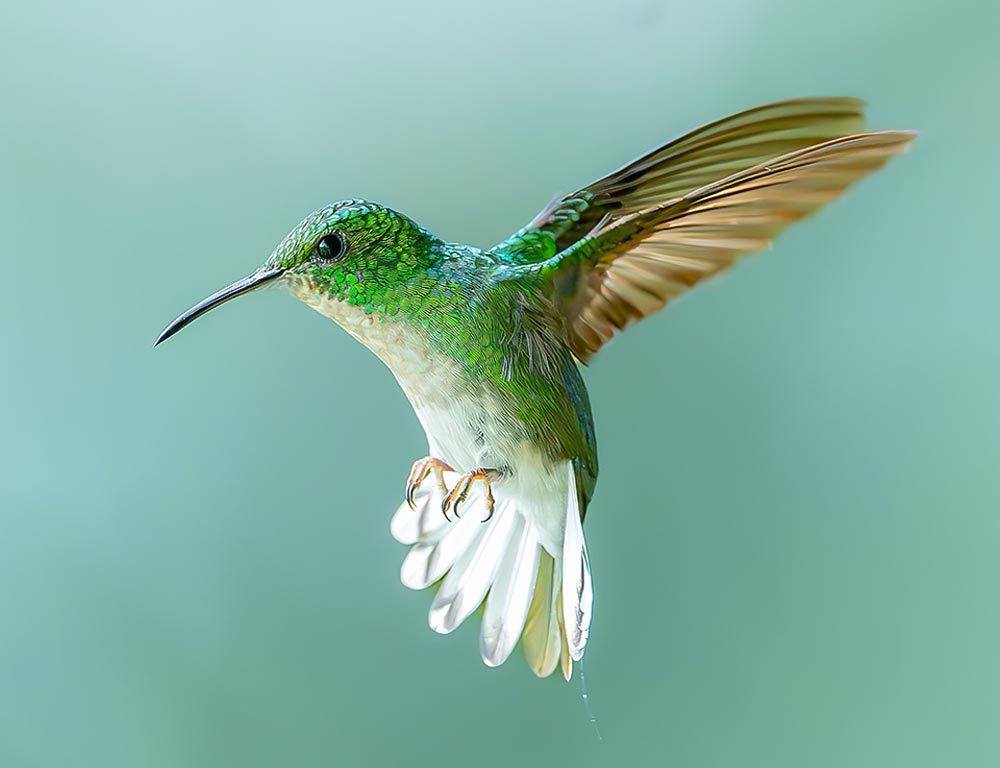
[
  {"x1": 390, "y1": 486, "x2": 449, "y2": 545},
  {"x1": 522, "y1": 550, "x2": 563, "y2": 677},
  {"x1": 481, "y1": 517, "x2": 540, "y2": 667},
  {"x1": 399, "y1": 506, "x2": 482, "y2": 590},
  {"x1": 389, "y1": 463, "x2": 593, "y2": 676},
  {"x1": 429, "y1": 504, "x2": 515, "y2": 634},
  {"x1": 562, "y1": 465, "x2": 593, "y2": 662}
]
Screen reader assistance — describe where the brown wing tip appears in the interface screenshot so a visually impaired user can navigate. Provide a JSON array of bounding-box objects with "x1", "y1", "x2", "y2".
[
  {"x1": 840, "y1": 129, "x2": 919, "y2": 155},
  {"x1": 783, "y1": 95, "x2": 867, "y2": 108},
  {"x1": 890, "y1": 129, "x2": 919, "y2": 144},
  {"x1": 748, "y1": 95, "x2": 868, "y2": 117}
]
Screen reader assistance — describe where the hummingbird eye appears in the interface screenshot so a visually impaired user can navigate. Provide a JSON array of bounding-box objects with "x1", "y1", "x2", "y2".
[{"x1": 315, "y1": 232, "x2": 347, "y2": 262}]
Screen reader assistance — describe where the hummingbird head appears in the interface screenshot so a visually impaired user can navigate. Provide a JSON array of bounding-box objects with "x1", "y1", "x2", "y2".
[{"x1": 154, "y1": 200, "x2": 438, "y2": 346}]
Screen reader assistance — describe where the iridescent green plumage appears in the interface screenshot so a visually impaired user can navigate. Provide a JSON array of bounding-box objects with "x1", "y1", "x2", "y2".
[
  {"x1": 263, "y1": 199, "x2": 600, "y2": 505},
  {"x1": 156, "y1": 98, "x2": 914, "y2": 677}
]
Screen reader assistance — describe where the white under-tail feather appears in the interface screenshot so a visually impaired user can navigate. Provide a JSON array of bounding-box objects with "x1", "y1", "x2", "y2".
[
  {"x1": 561, "y1": 465, "x2": 593, "y2": 662},
  {"x1": 390, "y1": 464, "x2": 593, "y2": 677},
  {"x1": 522, "y1": 550, "x2": 563, "y2": 677}
]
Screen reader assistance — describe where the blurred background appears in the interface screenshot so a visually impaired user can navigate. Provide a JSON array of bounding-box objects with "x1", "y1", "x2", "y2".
[{"x1": 2, "y1": 0, "x2": 998, "y2": 765}]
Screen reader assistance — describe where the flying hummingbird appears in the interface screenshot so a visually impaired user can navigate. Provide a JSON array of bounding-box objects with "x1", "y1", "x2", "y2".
[{"x1": 156, "y1": 98, "x2": 913, "y2": 680}]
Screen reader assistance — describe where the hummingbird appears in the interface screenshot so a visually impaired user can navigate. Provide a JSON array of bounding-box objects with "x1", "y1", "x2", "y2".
[{"x1": 156, "y1": 98, "x2": 913, "y2": 680}]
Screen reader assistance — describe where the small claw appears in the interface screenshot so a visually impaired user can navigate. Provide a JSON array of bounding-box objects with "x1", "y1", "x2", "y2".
[
  {"x1": 481, "y1": 487, "x2": 496, "y2": 523},
  {"x1": 451, "y1": 480, "x2": 468, "y2": 518},
  {"x1": 440, "y1": 468, "x2": 500, "y2": 524},
  {"x1": 404, "y1": 463, "x2": 423, "y2": 510},
  {"x1": 405, "y1": 457, "x2": 454, "y2": 511},
  {"x1": 440, "y1": 495, "x2": 453, "y2": 522},
  {"x1": 443, "y1": 479, "x2": 465, "y2": 519},
  {"x1": 405, "y1": 477, "x2": 421, "y2": 510}
]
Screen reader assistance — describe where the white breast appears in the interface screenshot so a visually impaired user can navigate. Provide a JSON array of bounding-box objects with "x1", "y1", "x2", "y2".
[{"x1": 296, "y1": 283, "x2": 569, "y2": 553}]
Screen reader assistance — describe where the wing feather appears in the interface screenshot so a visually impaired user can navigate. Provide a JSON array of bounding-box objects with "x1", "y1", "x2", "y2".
[
  {"x1": 557, "y1": 130, "x2": 915, "y2": 360},
  {"x1": 493, "y1": 97, "x2": 869, "y2": 263}
]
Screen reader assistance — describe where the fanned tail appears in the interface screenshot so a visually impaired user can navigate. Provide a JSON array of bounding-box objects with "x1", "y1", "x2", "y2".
[{"x1": 390, "y1": 463, "x2": 592, "y2": 678}]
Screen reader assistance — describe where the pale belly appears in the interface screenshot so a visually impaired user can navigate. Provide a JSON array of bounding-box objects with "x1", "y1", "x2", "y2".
[
  {"x1": 297, "y1": 284, "x2": 571, "y2": 553},
  {"x1": 410, "y1": 394, "x2": 570, "y2": 555}
]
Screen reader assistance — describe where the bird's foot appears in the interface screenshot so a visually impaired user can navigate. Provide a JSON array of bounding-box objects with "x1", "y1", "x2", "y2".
[
  {"x1": 406, "y1": 456, "x2": 454, "y2": 510},
  {"x1": 442, "y1": 468, "x2": 502, "y2": 523}
]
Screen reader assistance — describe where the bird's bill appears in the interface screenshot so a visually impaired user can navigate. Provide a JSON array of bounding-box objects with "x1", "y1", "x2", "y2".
[{"x1": 153, "y1": 267, "x2": 285, "y2": 347}]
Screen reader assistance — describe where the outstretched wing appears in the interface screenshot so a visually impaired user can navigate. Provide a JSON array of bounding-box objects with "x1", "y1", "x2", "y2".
[
  {"x1": 546, "y1": 130, "x2": 916, "y2": 361},
  {"x1": 492, "y1": 97, "x2": 869, "y2": 265}
]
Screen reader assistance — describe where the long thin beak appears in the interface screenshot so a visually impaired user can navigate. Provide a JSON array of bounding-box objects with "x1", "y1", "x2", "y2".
[{"x1": 154, "y1": 267, "x2": 285, "y2": 347}]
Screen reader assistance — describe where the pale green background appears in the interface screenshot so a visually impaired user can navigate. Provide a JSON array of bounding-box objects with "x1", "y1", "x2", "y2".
[{"x1": 2, "y1": 0, "x2": 997, "y2": 766}]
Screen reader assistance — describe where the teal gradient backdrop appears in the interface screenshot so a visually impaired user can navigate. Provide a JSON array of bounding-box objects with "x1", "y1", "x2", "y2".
[{"x1": 2, "y1": 0, "x2": 997, "y2": 766}]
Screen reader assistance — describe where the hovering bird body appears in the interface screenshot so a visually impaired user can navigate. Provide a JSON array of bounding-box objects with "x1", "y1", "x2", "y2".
[
  {"x1": 280, "y1": 205, "x2": 598, "y2": 673},
  {"x1": 157, "y1": 98, "x2": 914, "y2": 679}
]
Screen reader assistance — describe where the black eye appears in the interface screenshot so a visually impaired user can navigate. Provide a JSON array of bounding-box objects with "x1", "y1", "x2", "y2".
[{"x1": 315, "y1": 233, "x2": 347, "y2": 262}]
